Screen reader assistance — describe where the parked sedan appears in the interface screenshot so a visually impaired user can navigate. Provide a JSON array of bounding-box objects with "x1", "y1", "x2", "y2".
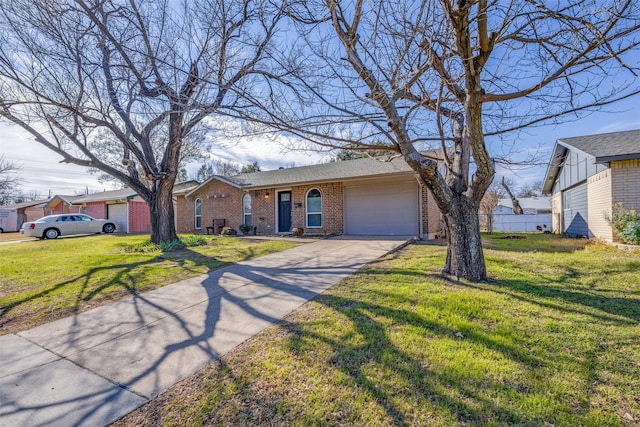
[{"x1": 20, "y1": 214, "x2": 117, "y2": 239}]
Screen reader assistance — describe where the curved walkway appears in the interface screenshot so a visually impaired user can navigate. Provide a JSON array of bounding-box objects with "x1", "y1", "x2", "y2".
[{"x1": 0, "y1": 236, "x2": 412, "y2": 427}]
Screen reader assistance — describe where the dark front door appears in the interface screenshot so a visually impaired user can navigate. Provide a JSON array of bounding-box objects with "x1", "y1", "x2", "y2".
[{"x1": 278, "y1": 191, "x2": 292, "y2": 232}]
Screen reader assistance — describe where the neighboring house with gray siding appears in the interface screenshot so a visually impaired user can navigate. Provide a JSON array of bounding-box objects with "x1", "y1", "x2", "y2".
[{"x1": 542, "y1": 129, "x2": 640, "y2": 241}]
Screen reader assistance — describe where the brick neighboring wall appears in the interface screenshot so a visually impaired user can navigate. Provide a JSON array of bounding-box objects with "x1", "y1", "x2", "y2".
[
  {"x1": 24, "y1": 206, "x2": 44, "y2": 222},
  {"x1": 85, "y1": 202, "x2": 107, "y2": 219},
  {"x1": 611, "y1": 159, "x2": 640, "y2": 212},
  {"x1": 587, "y1": 169, "x2": 613, "y2": 242},
  {"x1": 128, "y1": 201, "x2": 150, "y2": 233},
  {"x1": 551, "y1": 192, "x2": 562, "y2": 234}
]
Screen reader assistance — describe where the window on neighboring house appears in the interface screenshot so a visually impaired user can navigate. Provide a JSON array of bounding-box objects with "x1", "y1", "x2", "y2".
[
  {"x1": 243, "y1": 193, "x2": 252, "y2": 225},
  {"x1": 195, "y1": 198, "x2": 202, "y2": 229},
  {"x1": 306, "y1": 188, "x2": 322, "y2": 228}
]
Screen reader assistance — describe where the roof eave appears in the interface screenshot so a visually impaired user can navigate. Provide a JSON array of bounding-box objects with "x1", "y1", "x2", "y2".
[
  {"x1": 595, "y1": 153, "x2": 640, "y2": 163},
  {"x1": 185, "y1": 175, "x2": 243, "y2": 200},
  {"x1": 542, "y1": 143, "x2": 567, "y2": 195},
  {"x1": 237, "y1": 170, "x2": 417, "y2": 191}
]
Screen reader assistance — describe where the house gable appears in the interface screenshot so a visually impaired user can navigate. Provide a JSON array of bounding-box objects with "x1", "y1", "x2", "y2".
[{"x1": 543, "y1": 129, "x2": 640, "y2": 241}]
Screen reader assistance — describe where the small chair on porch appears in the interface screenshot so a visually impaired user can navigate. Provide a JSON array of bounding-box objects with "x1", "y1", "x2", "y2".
[{"x1": 206, "y1": 218, "x2": 226, "y2": 235}]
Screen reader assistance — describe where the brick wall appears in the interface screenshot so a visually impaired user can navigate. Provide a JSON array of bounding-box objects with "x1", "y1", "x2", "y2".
[
  {"x1": 246, "y1": 188, "x2": 273, "y2": 234},
  {"x1": 176, "y1": 177, "x2": 439, "y2": 237},
  {"x1": 185, "y1": 181, "x2": 245, "y2": 233},
  {"x1": 128, "y1": 201, "x2": 150, "y2": 233},
  {"x1": 551, "y1": 192, "x2": 562, "y2": 234},
  {"x1": 23, "y1": 206, "x2": 45, "y2": 222},
  {"x1": 611, "y1": 159, "x2": 640, "y2": 211},
  {"x1": 420, "y1": 184, "x2": 442, "y2": 239},
  {"x1": 85, "y1": 202, "x2": 107, "y2": 219},
  {"x1": 290, "y1": 183, "x2": 343, "y2": 235},
  {"x1": 587, "y1": 168, "x2": 613, "y2": 241},
  {"x1": 176, "y1": 195, "x2": 196, "y2": 233}
]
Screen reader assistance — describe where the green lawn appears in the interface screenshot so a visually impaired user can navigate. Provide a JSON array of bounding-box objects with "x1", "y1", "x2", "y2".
[
  {"x1": 117, "y1": 233, "x2": 640, "y2": 427},
  {"x1": 0, "y1": 234, "x2": 297, "y2": 334}
]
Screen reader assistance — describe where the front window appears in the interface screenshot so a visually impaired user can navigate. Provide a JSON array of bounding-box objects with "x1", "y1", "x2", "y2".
[
  {"x1": 243, "y1": 193, "x2": 252, "y2": 225},
  {"x1": 306, "y1": 189, "x2": 322, "y2": 228},
  {"x1": 195, "y1": 198, "x2": 202, "y2": 229}
]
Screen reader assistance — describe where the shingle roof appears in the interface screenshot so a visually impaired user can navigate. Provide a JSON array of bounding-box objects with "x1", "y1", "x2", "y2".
[
  {"x1": 74, "y1": 188, "x2": 138, "y2": 203},
  {"x1": 188, "y1": 156, "x2": 419, "y2": 198},
  {"x1": 543, "y1": 129, "x2": 640, "y2": 194},
  {"x1": 558, "y1": 129, "x2": 640, "y2": 161},
  {"x1": 229, "y1": 156, "x2": 414, "y2": 188},
  {"x1": 5, "y1": 199, "x2": 49, "y2": 209}
]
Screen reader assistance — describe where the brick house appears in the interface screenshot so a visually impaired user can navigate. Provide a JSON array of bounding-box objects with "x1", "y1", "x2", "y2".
[
  {"x1": 44, "y1": 195, "x2": 83, "y2": 215},
  {"x1": 7, "y1": 199, "x2": 48, "y2": 227},
  {"x1": 177, "y1": 157, "x2": 442, "y2": 238},
  {"x1": 72, "y1": 188, "x2": 151, "y2": 233},
  {"x1": 542, "y1": 129, "x2": 640, "y2": 241}
]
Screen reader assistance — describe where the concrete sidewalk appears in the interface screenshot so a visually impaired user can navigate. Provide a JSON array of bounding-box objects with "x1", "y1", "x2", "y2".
[{"x1": 0, "y1": 236, "x2": 412, "y2": 427}]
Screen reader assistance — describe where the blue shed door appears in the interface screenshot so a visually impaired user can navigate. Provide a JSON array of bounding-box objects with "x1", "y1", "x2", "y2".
[{"x1": 563, "y1": 183, "x2": 589, "y2": 237}]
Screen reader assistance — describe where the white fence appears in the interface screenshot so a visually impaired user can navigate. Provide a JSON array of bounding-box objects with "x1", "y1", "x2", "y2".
[{"x1": 481, "y1": 214, "x2": 553, "y2": 233}]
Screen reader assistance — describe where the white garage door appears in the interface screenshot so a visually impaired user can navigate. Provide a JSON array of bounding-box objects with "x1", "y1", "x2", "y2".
[
  {"x1": 344, "y1": 179, "x2": 419, "y2": 235},
  {"x1": 107, "y1": 203, "x2": 128, "y2": 233}
]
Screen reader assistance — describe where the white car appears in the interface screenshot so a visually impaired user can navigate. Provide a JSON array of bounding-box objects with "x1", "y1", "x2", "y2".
[{"x1": 20, "y1": 214, "x2": 116, "y2": 239}]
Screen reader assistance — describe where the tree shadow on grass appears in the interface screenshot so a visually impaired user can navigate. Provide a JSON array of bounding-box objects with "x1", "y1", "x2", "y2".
[
  {"x1": 481, "y1": 233, "x2": 591, "y2": 254},
  {"x1": 472, "y1": 263, "x2": 640, "y2": 324},
  {"x1": 0, "y1": 251, "x2": 222, "y2": 332},
  {"x1": 3, "y1": 239, "x2": 396, "y2": 426},
  {"x1": 277, "y1": 294, "x2": 546, "y2": 426}
]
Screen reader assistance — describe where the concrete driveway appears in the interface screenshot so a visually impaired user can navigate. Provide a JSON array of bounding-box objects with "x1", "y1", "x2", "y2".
[{"x1": 0, "y1": 236, "x2": 412, "y2": 427}]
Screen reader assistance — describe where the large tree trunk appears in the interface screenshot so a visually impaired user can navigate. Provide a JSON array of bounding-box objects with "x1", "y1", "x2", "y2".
[
  {"x1": 441, "y1": 196, "x2": 486, "y2": 281},
  {"x1": 148, "y1": 179, "x2": 177, "y2": 244}
]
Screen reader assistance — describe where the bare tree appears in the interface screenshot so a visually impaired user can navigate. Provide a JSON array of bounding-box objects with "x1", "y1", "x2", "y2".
[
  {"x1": 0, "y1": 0, "x2": 285, "y2": 243},
  {"x1": 245, "y1": 0, "x2": 640, "y2": 280},
  {"x1": 502, "y1": 177, "x2": 523, "y2": 215},
  {"x1": 517, "y1": 180, "x2": 544, "y2": 198},
  {"x1": 479, "y1": 178, "x2": 506, "y2": 233},
  {"x1": 240, "y1": 161, "x2": 261, "y2": 173},
  {"x1": 0, "y1": 155, "x2": 22, "y2": 205},
  {"x1": 192, "y1": 159, "x2": 242, "y2": 182}
]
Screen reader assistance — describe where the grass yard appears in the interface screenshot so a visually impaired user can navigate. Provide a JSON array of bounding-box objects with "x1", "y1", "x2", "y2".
[
  {"x1": 116, "y1": 233, "x2": 640, "y2": 427},
  {"x1": 0, "y1": 234, "x2": 297, "y2": 334}
]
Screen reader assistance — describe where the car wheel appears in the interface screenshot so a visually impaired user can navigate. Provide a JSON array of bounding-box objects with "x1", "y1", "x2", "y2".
[
  {"x1": 44, "y1": 228, "x2": 59, "y2": 239},
  {"x1": 103, "y1": 223, "x2": 116, "y2": 233}
]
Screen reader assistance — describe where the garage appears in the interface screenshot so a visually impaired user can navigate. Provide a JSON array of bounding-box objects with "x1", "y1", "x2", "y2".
[
  {"x1": 107, "y1": 203, "x2": 128, "y2": 233},
  {"x1": 562, "y1": 183, "x2": 589, "y2": 237},
  {"x1": 344, "y1": 178, "x2": 419, "y2": 235}
]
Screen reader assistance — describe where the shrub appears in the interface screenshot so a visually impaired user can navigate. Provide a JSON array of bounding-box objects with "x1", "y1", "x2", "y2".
[
  {"x1": 239, "y1": 224, "x2": 252, "y2": 235},
  {"x1": 180, "y1": 234, "x2": 207, "y2": 246},
  {"x1": 159, "y1": 239, "x2": 186, "y2": 252},
  {"x1": 606, "y1": 204, "x2": 640, "y2": 244},
  {"x1": 122, "y1": 234, "x2": 207, "y2": 253},
  {"x1": 122, "y1": 240, "x2": 160, "y2": 253},
  {"x1": 618, "y1": 221, "x2": 640, "y2": 245},
  {"x1": 221, "y1": 227, "x2": 237, "y2": 236}
]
